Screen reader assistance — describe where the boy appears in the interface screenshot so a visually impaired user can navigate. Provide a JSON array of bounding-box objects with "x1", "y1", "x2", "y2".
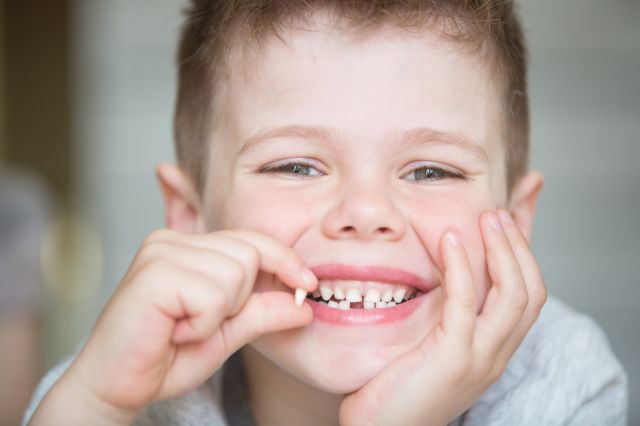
[{"x1": 24, "y1": 0, "x2": 627, "y2": 424}]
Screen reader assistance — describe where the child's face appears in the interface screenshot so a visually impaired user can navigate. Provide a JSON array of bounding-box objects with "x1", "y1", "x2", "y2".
[{"x1": 203, "y1": 22, "x2": 508, "y2": 393}]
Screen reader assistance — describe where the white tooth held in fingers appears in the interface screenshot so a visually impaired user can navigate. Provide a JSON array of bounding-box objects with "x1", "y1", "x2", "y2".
[
  {"x1": 320, "y1": 286, "x2": 333, "y2": 301},
  {"x1": 328, "y1": 300, "x2": 339, "y2": 308},
  {"x1": 333, "y1": 286, "x2": 346, "y2": 300},
  {"x1": 363, "y1": 302, "x2": 375, "y2": 309},
  {"x1": 376, "y1": 301, "x2": 387, "y2": 308},
  {"x1": 295, "y1": 289, "x2": 307, "y2": 307},
  {"x1": 393, "y1": 289, "x2": 406, "y2": 304},
  {"x1": 346, "y1": 288, "x2": 363, "y2": 303},
  {"x1": 387, "y1": 301, "x2": 397, "y2": 307},
  {"x1": 381, "y1": 289, "x2": 393, "y2": 302},
  {"x1": 338, "y1": 300, "x2": 350, "y2": 310},
  {"x1": 364, "y1": 289, "x2": 381, "y2": 303}
]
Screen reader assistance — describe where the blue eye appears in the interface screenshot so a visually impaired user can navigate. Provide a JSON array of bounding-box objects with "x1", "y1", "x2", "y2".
[
  {"x1": 260, "y1": 161, "x2": 323, "y2": 177},
  {"x1": 404, "y1": 166, "x2": 463, "y2": 182}
]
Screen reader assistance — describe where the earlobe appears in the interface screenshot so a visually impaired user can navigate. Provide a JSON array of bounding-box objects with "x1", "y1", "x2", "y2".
[
  {"x1": 507, "y1": 171, "x2": 544, "y2": 242},
  {"x1": 155, "y1": 163, "x2": 204, "y2": 233}
]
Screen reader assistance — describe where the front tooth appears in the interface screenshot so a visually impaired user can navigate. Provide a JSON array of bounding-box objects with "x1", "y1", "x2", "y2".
[
  {"x1": 363, "y1": 302, "x2": 375, "y2": 309},
  {"x1": 333, "y1": 286, "x2": 346, "y2": 300},
  {"x1": 320, "y1": 286, "x2": 333, "y2": 301},
  {"x1": 364, "y1": 289, "x2": 381, "y2": 303},
  {"x1": 381, "y1": 289, "x2": 393, "y2": 302},
  {"x1": 387, "y1": 301, "x2": 397, "y2": 307},
  {"x1": 295, "y1": 289, "x2": 307, "y2": 306},
  {"x1": 346, "y1": 288, "x2": 363, "y2": 302},
  {"x1": 393, "y1": 289, "x2": 406, "y2": 303},
  {"x1": 375, "y1": 301, "x2": 387, "y2": 308},
  {"x1": 338, "y1": 300, "x2": 350, "y2": 310},
  {"x1": 328, "y1": 300, "x2": 339, "y2": 308}
]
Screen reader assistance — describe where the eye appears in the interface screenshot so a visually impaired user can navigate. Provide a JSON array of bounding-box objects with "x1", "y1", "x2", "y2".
[
  {"x1": 259, "y1": 161, "x2": 323, "y2": 178},
  {"x1": 403, "y1": 165, "x2": 465, "y2": 182}
]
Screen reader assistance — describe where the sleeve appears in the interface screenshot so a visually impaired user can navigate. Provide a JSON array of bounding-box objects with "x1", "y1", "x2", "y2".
[
  {"x1": 21, "y1": 357, "x2": 74, "y2": 426},
  {"x1": 457, "y1": 302, "x2": 628, "y2": 426}
]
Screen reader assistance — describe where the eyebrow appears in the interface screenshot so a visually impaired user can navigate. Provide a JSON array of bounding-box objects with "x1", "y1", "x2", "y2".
[{"x1": 238, "y1": 124, "x2": 488, "y2": 161}]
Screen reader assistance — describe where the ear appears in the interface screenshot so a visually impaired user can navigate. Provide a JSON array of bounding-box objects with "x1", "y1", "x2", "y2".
[
  {"x1": 507, "y1": 170, "x2": 544, "y2": 242},
  {"x1": 155, "y1": 162, "x2": 205, "y2": 233}
]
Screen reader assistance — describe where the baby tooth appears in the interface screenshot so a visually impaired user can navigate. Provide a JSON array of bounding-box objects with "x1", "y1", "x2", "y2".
[
  {"x1": 387, "y1": 301, "x2": 397, "y2": 307},
  {"x1": 381, "y1": 289, "x2": 393, "y2": 302},
  {"x1": 364, "y1": 289, "x2": 381, "y2": 303},
  {"x1": 295, "y1": 289, "x2": 307, "y2": 307},
  {"x1": 333, "y1": 286, "x2": 346, "y2": 300},
  {"x1": 346, "y1": 288, "x2": 363, "y2": 303},
  {"x1": 363, "y1": 302, "x2": 375, "y2": 309},
  {"x1": 393, "y1": 289, "x2": 406, "y2": 304},
  {"x1": 338, "y1": 300, "x2": 350, "y2": 310},
  {"x1": 328, "y1": 300, "x2": 339, "y2": 308},
  {"x1": 320, "y1": 286, "x2": 333, "y2": 301},
  {"x1": 375, "y1": 301, "x2": 387, "y2": 308}
]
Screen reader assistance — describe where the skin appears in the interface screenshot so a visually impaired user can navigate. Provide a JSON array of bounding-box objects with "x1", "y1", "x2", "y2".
[{"x1": 28, "y1": 14, "x2": 545, "y2": 426}]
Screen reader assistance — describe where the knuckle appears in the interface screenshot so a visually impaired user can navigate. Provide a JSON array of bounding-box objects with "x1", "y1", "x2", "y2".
[
  {"x1": 226, "y1": 258, "x2": 246, "y2": 284},
  {"x1": 510, "y1": 288, "x2": 529, "y2": 313}
]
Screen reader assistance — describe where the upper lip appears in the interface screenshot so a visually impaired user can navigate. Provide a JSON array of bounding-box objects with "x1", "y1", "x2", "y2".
[{"x1": 310, "y1": 263, "x2": 435, "y2": 291}]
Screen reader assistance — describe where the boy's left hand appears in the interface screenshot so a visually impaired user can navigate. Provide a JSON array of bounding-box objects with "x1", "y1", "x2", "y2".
[{"x1": 339, "y1": 210, "x2": 547, "y2": 426}]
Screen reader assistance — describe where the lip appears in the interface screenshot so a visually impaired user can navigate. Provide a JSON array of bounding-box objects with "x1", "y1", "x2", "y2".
[
  {"x1": 310, "y1": 264, "x2": 434, "y2": 292},
  {"x1": 306, "y1": 264, "x2": 435, "y2": 326}
]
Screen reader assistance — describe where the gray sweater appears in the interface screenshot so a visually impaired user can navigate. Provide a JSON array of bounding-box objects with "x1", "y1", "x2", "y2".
[{"x1": 23, "y1": 296, "x2": 628, "y2": 425}]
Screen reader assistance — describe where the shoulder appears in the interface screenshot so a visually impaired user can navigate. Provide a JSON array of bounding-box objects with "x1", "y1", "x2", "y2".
[
  {"x1": 22, "y1": 357, "x2": 228, "y2": 426},
  {"x1": 456, "y1": 296, "x2": 628, "y2": 426}
]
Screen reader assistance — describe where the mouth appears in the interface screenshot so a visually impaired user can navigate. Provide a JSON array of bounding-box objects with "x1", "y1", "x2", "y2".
[{"x1": 304, "y1": 264, "x2": 436, "y2": 325}]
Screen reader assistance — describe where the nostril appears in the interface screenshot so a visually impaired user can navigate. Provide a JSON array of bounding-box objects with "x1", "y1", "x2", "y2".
[{"x1": 341, "y1": 226, "x2": 356, "y2": 233}]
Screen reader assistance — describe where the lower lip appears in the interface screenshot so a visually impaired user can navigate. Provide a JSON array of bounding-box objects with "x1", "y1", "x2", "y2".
[{"x1": 307, "y1": 293, "x2": 427, "y2": 326}]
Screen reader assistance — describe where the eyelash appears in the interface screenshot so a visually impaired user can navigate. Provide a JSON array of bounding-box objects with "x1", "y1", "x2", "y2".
[{"x1": 259, "y1": 161, "x2": 466, "y2": 182}]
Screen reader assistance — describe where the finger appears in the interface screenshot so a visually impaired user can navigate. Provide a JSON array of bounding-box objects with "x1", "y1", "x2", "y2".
[
  {"x1": 148, "y1": 229, "x2": 317, "y2": 292},
  {"x1": 492, "y1": 209, "x2": 547, "y2": 362},
  {"x1": 219, "y1": 290, "x2": 314, "y2": 355},
  {"x1": 138, "y1": 241, "x2": 257, "y2": 316},
  {"x1": 435, "y1": 230, "x2": 476, "y2": 348},
  {"x1": 475, "y1": 211, "x2": 529, "y2": 353}
]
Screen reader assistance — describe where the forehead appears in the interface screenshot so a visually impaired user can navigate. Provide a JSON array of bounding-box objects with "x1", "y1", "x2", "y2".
[{"x1": 214, "y1": 18, "x2": 503, "y2": 170}]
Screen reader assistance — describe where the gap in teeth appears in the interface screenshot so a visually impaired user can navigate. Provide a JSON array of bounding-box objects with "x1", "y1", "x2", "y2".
[{"x1": 309, "y1": 280, "x2": 420, "y2": 309}]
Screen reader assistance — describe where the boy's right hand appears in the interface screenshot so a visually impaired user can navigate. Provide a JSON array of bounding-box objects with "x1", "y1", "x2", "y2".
[{"x1": 31, "y1": 228, "x2": 317, "y2": 425}]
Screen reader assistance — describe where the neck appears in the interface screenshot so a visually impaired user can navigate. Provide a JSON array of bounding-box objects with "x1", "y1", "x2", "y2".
[{"x1": 241, "y1": 346, "x2": 343, "y2": 426}]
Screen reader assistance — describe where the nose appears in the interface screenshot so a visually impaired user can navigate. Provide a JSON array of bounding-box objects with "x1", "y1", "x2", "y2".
[{"x1": 320, "y1": 181, "x2": 406, "y2": 241}]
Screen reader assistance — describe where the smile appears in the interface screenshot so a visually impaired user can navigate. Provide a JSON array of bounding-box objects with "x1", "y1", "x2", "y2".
[{"x1": 304, "y1": 264, "x2": 436, "y2": 326}]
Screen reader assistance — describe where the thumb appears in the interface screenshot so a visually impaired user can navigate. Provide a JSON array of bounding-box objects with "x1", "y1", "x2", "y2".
[{"x1": 222, "y1": 291, "x2": 313, "y2": 354}]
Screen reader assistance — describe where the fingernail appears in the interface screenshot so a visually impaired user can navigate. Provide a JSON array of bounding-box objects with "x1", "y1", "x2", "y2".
[
  {"x1": 487, "y1": 213, "x2": 503, "y2": 232},
  {"x1": 294, "y1": 288, "x2": 308, "y2": 307},
  {"x1": 498, "y1": 209, "x2": 514, "y2": 224},
  {"x1": 446, "y1": 231, "x2": 460, "y2": 246},
  {"x1": 300, "y1": 267, "x2": 317, "y2": 288}
]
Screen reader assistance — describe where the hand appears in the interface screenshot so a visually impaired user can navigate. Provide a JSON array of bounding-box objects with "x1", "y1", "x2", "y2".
[
  {"x1": 30, "y1": 228, "x2": 317, "y2": 425},
  {"x1": 339, "y1": 210, "x2": 547, "y2": 426}
]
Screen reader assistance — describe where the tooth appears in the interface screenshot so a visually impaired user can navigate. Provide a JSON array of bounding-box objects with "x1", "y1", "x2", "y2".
[
  {"x1": 338, "y1": 300, "x2": 350, "y2": 310},
  {"x1": 295, "y1": 289, "x2": 307, "y2": 306},
  {"x1": 320, "y1": 286, "x2": 333, "y2": 301},
  {"x1": 346, "y1": 288, "x2": 363, "y2": 302},
  {"x1": 364, "y1": 289, "x2": 381, "y2": 303},
  {"x1": 381, "y1": 289, "x2": 393, "y2": 302},
  {"x1": 393, "y1": 289, "x2": 406, "y2": 304},
  {"x1": 387, "y1": 301, "x2": 397, "y2": 307},
  {"x1": 328, "y1": 301, "x2": 339, "y2": 308},
  {"x1": 375, "y1": 301, "x2": 387, "y2": 308},
  {"x1": 312, "y1": 289, "x2": 321, "y2": 298},
  {"x1": 333, "y1": 286, "x2": 346, "y2": 300},
  {"x1": 363, "y1": 302, "x2": 375, "y2": 309}
]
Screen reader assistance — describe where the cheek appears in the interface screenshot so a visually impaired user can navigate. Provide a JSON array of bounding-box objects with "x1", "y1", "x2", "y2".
[{"x1": 408, "y1": 192, "x2": 492, "y2": 307}]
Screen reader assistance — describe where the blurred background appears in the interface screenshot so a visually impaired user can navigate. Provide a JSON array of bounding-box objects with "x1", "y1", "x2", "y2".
[{"x1": 0, "y1": 0, "x2": 638, "y2": 424}]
